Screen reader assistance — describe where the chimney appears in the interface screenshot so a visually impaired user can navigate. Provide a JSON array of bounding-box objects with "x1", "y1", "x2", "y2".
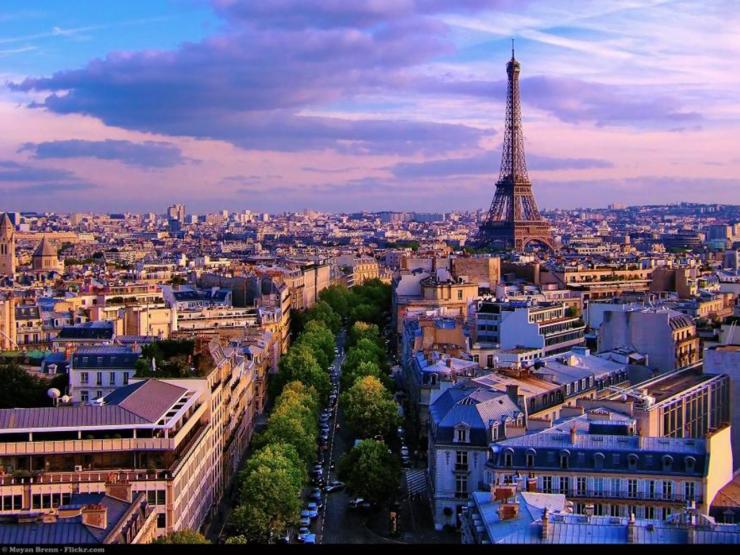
[
  {"x1": 526, "y1": 477, "x2": 537, "y2": 492},
  {"x1": 541, "y1": 508, "x2": 551, "y2": 541},
  {"x1": 105, "y1": 477, "x2": 132, "y2": 503},
  {"x1": 81, "y1": 504, "x2": 108, "y2": 530},
  {"x1": 506, "y1": 384, "x2": 519, "y2": 402},
  {"x1": 627, "y1": 512, "x2": 636, "y2": 544},
  {"x1": 570, "y1": 426, "x2": 577, "y2": 445}
]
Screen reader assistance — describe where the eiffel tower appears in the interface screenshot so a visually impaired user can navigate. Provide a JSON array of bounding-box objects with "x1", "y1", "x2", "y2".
[{"x1": 477, "y1": 44, "x2": 556, "y2": 252}]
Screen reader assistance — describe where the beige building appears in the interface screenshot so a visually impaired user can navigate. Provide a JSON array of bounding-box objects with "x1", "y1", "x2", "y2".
[
  {"x1": 31, "y1": 237, "x2": 63, "y2": 273},
  {"x1": 0, "y1": 214, "x2": 16, "y2": 278},
  {"x1": 0, "y1": 294, "x2": 16, "y2": 350},
  {"x1": 0, "y1": 341, "x2": 256, "y2": 538}
]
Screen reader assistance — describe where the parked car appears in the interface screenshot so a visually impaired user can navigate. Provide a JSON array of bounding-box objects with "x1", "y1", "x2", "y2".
[
  {"x1": 309, "y1": 488, "x2": 322, "y2": 501},
  {"x1": 349, "y1": 497, "x2": 371, "y2": 509},
  {"x1": 325, "y1": 480, "x2": 345, "y2": 493},
  {"x1": 299, "y1": 513, "x2": 311, "y2": 527},
  {"x1": 400, "y1": 446, "x2": 409, "y2": 457},
  {"x1": 302, "y1": 533, "x2": 317, "y2": 544},
  {"x1": 397, "y1": 426, "x2": 405, "y2": 437},
  {"x1": 306, "y1": 503, "x2": 319, "y2": 518}
]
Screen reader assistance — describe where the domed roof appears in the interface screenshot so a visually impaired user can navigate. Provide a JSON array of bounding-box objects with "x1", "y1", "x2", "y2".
[{"x1": 33, "y1": 237, "x2": 57, "y2": 258}]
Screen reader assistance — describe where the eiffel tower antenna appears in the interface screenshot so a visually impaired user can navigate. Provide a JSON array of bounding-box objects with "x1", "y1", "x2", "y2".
[{"x1": 477, "y1": 47, "x2": 556, "y2": 252}]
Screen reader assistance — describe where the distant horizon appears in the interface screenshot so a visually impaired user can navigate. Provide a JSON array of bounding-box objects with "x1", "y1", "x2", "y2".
[
  {"x1": 3, "y1": 201, "x2": 740, "y2": 219},
  {"x1": 1, "y1": 1, "x2": 740, "y2": 212}
]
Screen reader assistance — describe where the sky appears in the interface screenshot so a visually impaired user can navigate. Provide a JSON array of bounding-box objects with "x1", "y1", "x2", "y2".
[{"x1": 1, "y1": 0, "x2": 739, "y2": 214}]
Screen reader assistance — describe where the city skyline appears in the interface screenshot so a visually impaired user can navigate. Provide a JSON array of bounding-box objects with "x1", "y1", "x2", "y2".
[{"x1": 2, "y1": 0, "x2": 740, "y2": 213}]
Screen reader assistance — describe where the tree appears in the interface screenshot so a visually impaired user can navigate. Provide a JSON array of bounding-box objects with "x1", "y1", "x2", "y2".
[
  {"x1": 305, "y1": 301, "x2": 341, "y2": 333},
  {"x1": 342, "y1": 376, "x2": 400, "y2": 439},
  {"x1": 318, "y1": 285, "x2": 351, "y2": 318},
  {"x1": 0, "y1": 363, "x2": 59, "y2": 409},
  {"x1": 225, "y1": 535, "x2": 248, "y2": 544},
  {"x1": 254, "y1": 410, "x2": 317, "y2": 466},
  {"x1": 231, "y1": 446, "x2": 304, "y2": 543},
  {"x1": 347, "y1": 321, "x2": 383, "y2": 350},
  {"x1": 296, "y1": 320, "x2": 335, "y2": 370},
  {"x1": 153, "y1": 530, "x2": 209, "y2": 544},
  {"x1": 341, "y1": 360, "x2": 386, "y2": 390},
  {"x1": 270, "y1": 344, "x2": 330, "y2": 402},
  {"x1": 337, "y1": 440, "x2": 400, "y2": 506}
]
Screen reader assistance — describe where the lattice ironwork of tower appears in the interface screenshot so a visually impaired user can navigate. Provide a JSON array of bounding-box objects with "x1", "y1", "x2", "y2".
[{"x1": 477, "y1": 46, "x2": 556, "y2": 252}]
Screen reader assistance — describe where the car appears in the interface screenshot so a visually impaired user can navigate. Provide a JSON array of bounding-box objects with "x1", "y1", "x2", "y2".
[
  {"x1": 349, "y1": 497, "x2": 371, "y2": 509},
  {"x1": 309, "y1": 488, "x2": 322, "y2": 501},
  {"x1": 397, "y1": 426, "x2": 405, "y2": 436},
  {"x1": 299, "y1": 526, "x2": 310, "y2": 536},
  {"x1": 400, "y1": 446, "x2": 409, "y2": 456},
  {"x1": 320, "y1": 432, "x2": 329, "y2": 441},
  {"x1": 299, "y1": 514, "x2": 311, "y2": 527},
  {"x1": 306, "y1": 503, "x2": 319, "y2": 518},
  {"x1": 325, "y1": 480, "x2": 345, "y2": 493},
  {"x1": 302, "y1": 533, "x2": 317, "y2": 544}
]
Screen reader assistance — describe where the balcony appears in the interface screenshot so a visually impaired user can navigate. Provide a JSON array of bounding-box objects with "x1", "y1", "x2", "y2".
[
  {"x1": 568, "y1": 489, "x2": 702, "y2": 504},
  {"x1": 0, "y1": 437, "x2": 175, "y2": 457},
  {"x1": 0, "y1": 468, "x2": 170, "y2": 487}
]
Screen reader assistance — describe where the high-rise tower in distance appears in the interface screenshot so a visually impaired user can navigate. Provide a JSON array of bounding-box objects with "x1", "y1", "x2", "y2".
[{"x1": 477, "y1": 45, "x2": 556, "y2": 252}]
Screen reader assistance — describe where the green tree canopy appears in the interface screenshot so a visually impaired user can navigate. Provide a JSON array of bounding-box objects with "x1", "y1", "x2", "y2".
[
  {"x1": 341, "y1": 376, "x2": 400, "y2": 439},
  {"x1": 341, "y1": 360, "x2": 387, "y2": 390},
  {"x1": 337, "y1": 439, "x2": 400, "y2": 506},
  {"x1": 318, "y1": 285, "x2": 352, "y2": 318},
  {"x1": 270, "y1": 343, "x2": 330, "y2": 402},
  {"x1": 231, "y1": 458, "x2": 303, "y2": 543},
  {"x1": 347, "y1": 321, "x2": 383, "y2": 350},
  {"x1": 0, "y1": 363, "x2": 64, "y2": 409},
  {"x1": 305, "y1": 301, "x2": 341, "y2": 333},
  {"x1": 295, "y1": 319, "x2": 335, "y2": 370},
  {"x1": 152, "y1": 530, "x2": 209, "y2": 544},
  {"x1": 254, "y1": 409, "x2": 317, "y2": 466}
]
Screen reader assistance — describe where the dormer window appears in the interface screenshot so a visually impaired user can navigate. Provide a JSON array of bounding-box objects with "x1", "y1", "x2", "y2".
[
  {"x1": 628, "y1": 454, "x2": 639, "y2": 470},
  {"x1": 559, "y1": 450, "x2": 570, "y2": 469},
  {"x1": 685, "y1": 456, "x2": 696, "y2": 472},
  {"x1": 455, "y1": 425, "x2": 469, "y2": 443},
  {"x1": 662, "y1": 455, "x2": 673, "y2": 472},
  {"x1": 526, "y1": 449, "x2": 536, "y2": 468},
  {"x1": 594, "y1": 452, "x2": 605, "y2": 470},
  {"x1": 503, "y1": 449, "x2": 514, "y2": 467}
]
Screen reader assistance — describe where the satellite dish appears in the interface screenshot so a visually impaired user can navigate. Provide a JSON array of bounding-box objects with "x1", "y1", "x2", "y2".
[
  {"x1": 47, "y1": 388, "x2": 61, "y2": 399},
  {"x1": 61, "y1": 395, "x2": 71, "y2": 404}
]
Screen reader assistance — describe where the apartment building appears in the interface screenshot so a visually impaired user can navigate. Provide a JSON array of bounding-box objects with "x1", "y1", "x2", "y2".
[
  {"x1": 0, "y1": 340, "x2": 256, "y2": 537},
  {"x1": 486, "y1": 419, "x2": 733, "y2": 518},
  {"x1": 597, "y1": 306, "x2": 700, "y2": 371},
  {"x1": 472, "y1": 299, "x2": 586, "y2": 356},
  {"x1": 69, "y1": 345, "x2": 141, "y2": 404}
]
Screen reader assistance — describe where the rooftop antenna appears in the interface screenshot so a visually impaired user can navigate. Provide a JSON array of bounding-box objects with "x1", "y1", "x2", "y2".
[{"x1": 511, "y1": 38, "x2": 515, "y2": 59}]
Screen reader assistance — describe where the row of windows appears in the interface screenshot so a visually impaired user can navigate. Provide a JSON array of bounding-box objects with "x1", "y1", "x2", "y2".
[
  {"x1": 538, "y1": 475, "x2": 696, "y2": 500},
  {"x1": 1, "y1": 495, "x2": 23, "y2": 511},
  {"x1": 79, "y1": 371, "x2": 132, "y2": 386},
  {"x1": 32, "y1": 492, "x2": 73, "y2": 510},
  {"x1": 504, "y1": 450, "x2": 696, "y2": 473},
  {"x1": 573, "y1": 503, "x2": 673, "y2": 520}
]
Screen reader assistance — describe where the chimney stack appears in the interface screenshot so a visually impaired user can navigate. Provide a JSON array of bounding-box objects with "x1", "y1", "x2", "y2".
[
  {"x1": 570, "y1": 426, "x2": 577, "y2": 445},
  {"x1": 105, "y1": 476, "x2": 132, "y2": 503},
  {"x1": 627, "y1": 512, "x2": 636, "y2": 543},
  {"x1": 506, "y1": 384, "x2": 519, "y2": 402},
  {"x1": 81, "y1": 504, "x2": 108, "y2": 530},
  {"x1": 541, "y1": 508, "x2": 551, "y2": 541}
]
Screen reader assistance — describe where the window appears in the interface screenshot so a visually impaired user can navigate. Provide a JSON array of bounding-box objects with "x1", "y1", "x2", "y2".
[
  {"x1": 157, "y1": 513, "x2": 166, "y2": 528},
  {"x1": 457, "y1": 289, "x2": 463, "y2": 300},
  {"x1": 96, "y1": 391, "x2": 102, "y2": 400},
  {"x1": 594, "y1": 477, "x2": 604, "y2": 496},
  {"x1": 577, "y1": 477, "x2": 587, "y2": 496},
  {"x1": 610, "y1": 504, "x2": 621, "y2": 517},
  {"x1": 627, "y1": 479, "x2": 638, "y2": 498},
  {"x1": 627, "y1": 454, "x2": 638, "y2": 470},
  {"x1": 684, "y1": 482, "x2": 695, "y2": 501},
  {"x1": 594, "y1": 504, "x2": 604, "y2": 516},
  {"x1": 647, "y1": 480, "x2": 656, "y2": 499},
  {"x1": 455, "y1": 475, "x2": 468, "y2": 498},
  {"x1": 96, "y1": 372, "x2": 103, "y2": 386},
  {"x1": 455, "y1": 428, "x2": 469, "y2": 443},
  {"x1": 685, "y1": 457, "x2": 696, "y2": 472},
  {"x1": 503, "y1": 451, "x2": 513, "y2": 467},
  {"x1": 123, "y1": 372, "x2": 130, "y2": 385},
  {"x1": 559, "y1": 452, "x2": 570, "y2": 469},
  {"x1": 646, "y1": 506, "x2": 655, "y2": 519},
  {"x1": 526, "y1": 453, "x2": 535, "y2": 467},
  {"x1": 81, "y1": 390, "x2": 89, "y2": 403},
  {"x1": 456, "y1": 451, "x2": 468, "y2": 471},
  {"x1": 80, "y1": 372, "x2": 89, "y2": 384},
  {"x1": 662, "y1": 481, "x2": 673, "y2": 500},
  {"x1": 611, "y1": 478, "x2": 621, "y2": 496},
  {"x1": 662, "y1": 507, "x2": 672, "y2": 520},
  {"x1": 560, "y1": 477, "x2": 570, "y2": 495},
  {"x1": 542, "y1": 476, "x2": 553, "y2": 494},
  {"x1": 109, "y1": 372, "x2": 116, "y2": 386}
]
